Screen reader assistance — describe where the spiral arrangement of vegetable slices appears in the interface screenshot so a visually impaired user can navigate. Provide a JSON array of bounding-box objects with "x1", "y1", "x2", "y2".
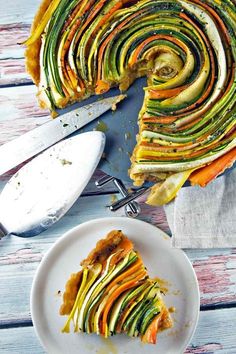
[
  {"x1": 25, "y1": 0, "x2": 236, "y2": 203},
  {"x1": 59, "y1": 230, "x2": 172, "y2": 343}
]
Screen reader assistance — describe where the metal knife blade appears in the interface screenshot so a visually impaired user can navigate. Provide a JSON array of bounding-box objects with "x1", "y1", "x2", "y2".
[{"x1": 0, "y1": 94, "x2": 125, "y2": 176}]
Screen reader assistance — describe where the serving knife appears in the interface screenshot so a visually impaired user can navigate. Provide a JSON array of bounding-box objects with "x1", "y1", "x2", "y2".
[{"x1": 0, "y1": 95, "x2": 125, "y2": 176}]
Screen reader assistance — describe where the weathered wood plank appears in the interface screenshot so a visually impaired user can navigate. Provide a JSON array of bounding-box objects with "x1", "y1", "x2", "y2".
[
  {"x1": 0, "y1": 85, "x2": 49, "y2": 145},
  {"x1": 0, "y1": 59, "x2": 30, "y2": 86},
  {"x1": 0, "y1": 24, "x2": 29, "y2": 60},
  {"x1": 187, "y1": 249, "x2": 236, "y2": 306},
  {"x1": 0, "y1": 0, "x2": 41, "y2": 25},
  {"x1": 185, "y1": 308, "x2": 236, "y2": 353},
  {"x1": 0, "y1": 308, "x2": 236, "y2": 353},
  {"x1": 0, "y1": 85, "x2": 48, "y2": 120},
  {"x1": 0, "y1": 326, "x2": 44, "y2": 354},
  {"x1": 0, "y1": 24, "x2": 31, "y2": 86}
]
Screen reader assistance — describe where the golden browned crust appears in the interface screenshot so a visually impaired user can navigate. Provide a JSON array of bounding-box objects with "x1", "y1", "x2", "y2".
[
  {"x1": 24, "y1": 0, "x2": 51, "y2": 85},
  {"x1": 60, "y1": 230, "x2": 134, "y2": 316},
  {"x1": 60, "y1": 271, "x2": 83, "y2": 315},
  {"x1": 81, "y1": 230, "x2": 132, "y2": 267},
  {"x1": 159, "y1": 308, "x2": 173, "y2": 330}
]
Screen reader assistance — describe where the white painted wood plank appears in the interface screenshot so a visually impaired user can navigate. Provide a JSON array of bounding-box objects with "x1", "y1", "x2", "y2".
[
  {"x1": 0, "y1": 0, "x2": 41, "y2": 25},
  {"x1": 0, "y1": 85, "x2": 49, "y2": 145},
  {"x1": 0, "y1": 24, "x2": 30, "y2": 85},
  {"x1": 0, "y1": 59, "x2": 31, "y2": 86},
  {"x1": 0, "y1": 308, "x2": 236, "y2": 353},
  {"x1": 0, "y1": 24, "x2": 29, "y2": 60},
  {"x1": 0, "y1": 326, "x2": 45, "y2": 354},
  {"x1": 186, "y1": 308, "x2": 236, "y2": 353},
  {"x1": 186, "y1": 249, "x2": 236, "y2": 306}
]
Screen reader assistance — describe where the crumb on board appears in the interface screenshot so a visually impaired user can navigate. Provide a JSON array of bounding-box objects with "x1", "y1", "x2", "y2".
[
  {"x1": 110, "y1": 194, "x2": 118, "y2": 203},
  {"x1": 168, "y1": 306, "x2": 176, "y2": 313},
  {"x1": 125, "y1": 132, "x2": 131, "y2": 140},
  {"x1": 95, "y1": 120, "x2": 108, "y2": 132},
  {"x1": 60, "y1": 159, "x2": 72, "y2": 165}
]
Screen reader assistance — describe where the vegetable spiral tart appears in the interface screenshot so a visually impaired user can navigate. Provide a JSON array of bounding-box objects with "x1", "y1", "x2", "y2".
[
  {"x1": 60, "y1": 230, "x2": 172, "y2": 343},
  {"x1": 24, "y1": 0, "x2": 236, "y2": 204}
]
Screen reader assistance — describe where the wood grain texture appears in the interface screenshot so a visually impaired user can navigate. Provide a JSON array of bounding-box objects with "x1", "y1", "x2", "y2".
[
  {"x1": 0, "y1": 59, "x2": 30, "y2": 86},
  {"x1": 0, "y1": 24, "x2": 31, "y2": 86},
  {"x1": 0, "y1": 24, "x2": 28, "y2": 59},
  {"x1": 0, "y1": 85, "x2": 49, "y2": 145},
  {"x1": 187, "y1": 249, "x2": 236, "y2": 307},
  {"x1": 0, "y1": 308, "x2": 236, "y2": 354},
  {"x1": 0, "y1": 0, "x2": 41, "y2": 25},
  {"x1": 192, "y1": 251, "x2": 236, "y2": 306}
]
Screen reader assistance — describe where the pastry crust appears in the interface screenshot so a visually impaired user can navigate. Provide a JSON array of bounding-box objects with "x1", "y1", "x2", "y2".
[
  {"x1": 24, "y1": 0, "x2": 51, "y2": 85},
  {"x1": 81, "y1": 230, "x2": 133, "y2": 267}
]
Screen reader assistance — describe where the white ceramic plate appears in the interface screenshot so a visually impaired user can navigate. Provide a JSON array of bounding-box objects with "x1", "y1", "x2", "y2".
[{"x1": 31, "y1": 217, "x2": 200, "y2": 354}]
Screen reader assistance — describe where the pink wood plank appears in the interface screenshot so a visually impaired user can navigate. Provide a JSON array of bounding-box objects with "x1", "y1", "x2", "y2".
[
  {"x1": 0, "y1": 24, "x2": 31, "y2": 85},
  {"x1": 193, "y1": 251, "x2": 236, "y2": 305},
  {"x1": 185, "y1": 343, "x2": 223, "y2": 353},
  {"x1": 0, "y1": 247, "x2": 42, "y2": 265},
  {"x1": 0, "y1": 85, "x2": 50, "y2": 145},
  {"x1": 0, "y1": 23, "x2": 29, "y2": 58},
  {"x1": 0, "y1": 59, "x2": 31, "y2": 86}
]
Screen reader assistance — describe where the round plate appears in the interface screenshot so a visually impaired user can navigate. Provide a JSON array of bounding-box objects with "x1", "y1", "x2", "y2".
[{"x1": 31, "y1": 217, "x2": 200, "y2": 354}]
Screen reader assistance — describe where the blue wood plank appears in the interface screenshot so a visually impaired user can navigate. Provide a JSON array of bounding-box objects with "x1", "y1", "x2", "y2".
[
  {"x1": 0, "y1": 308, "x2": 236, "y2": 354},
  {"x1": 0, "y1": 0, "x2": 41, "y2": 25}
]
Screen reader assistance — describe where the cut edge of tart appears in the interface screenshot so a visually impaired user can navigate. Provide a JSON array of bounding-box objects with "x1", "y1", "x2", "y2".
[{"x1": 59, "y1": 230, "x2": 173, "y2": 344}]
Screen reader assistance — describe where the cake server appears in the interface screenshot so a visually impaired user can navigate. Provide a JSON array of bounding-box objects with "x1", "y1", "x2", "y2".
[{"x1": 0, "y1": 131, "x2": 105, "y2": 238}]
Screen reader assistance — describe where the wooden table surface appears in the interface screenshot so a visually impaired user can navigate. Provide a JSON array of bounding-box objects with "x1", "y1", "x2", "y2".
[{"x1": 0, "y1": 1, "x2": 235, "y2": 353}]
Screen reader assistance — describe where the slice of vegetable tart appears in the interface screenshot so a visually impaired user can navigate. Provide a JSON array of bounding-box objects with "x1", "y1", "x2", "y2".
[
  {"x1": 24, "y1": 0, "x2": 236, "y2": 204},
  {"x1": 60, "y1": 230, "x2": 172, "y2": 344}
]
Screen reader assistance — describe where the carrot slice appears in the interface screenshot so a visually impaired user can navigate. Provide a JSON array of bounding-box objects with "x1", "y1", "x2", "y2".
[
  {"x1": 148, "y1": 86, "x2": 188, "y2": 100},
  {"x1": 95, "y1": 9, "x2": 143, "y2": 86},
  {"x1": 101, "y1": 269, "x2": 147, "y2": 335},
  {"x1": 189, "y1": 147, "x2": 236, "y2": 187},
  {"x1": 106, "y1": 258, "x2": 143, "y2": 293},
  {"x1": 95, "y1": 80, "x2": 110, "y2": 95},
  {"x1": 141, "y1": 313, "x2": 162, "y2": 344},
  {"x1": 129, "y1": 34, "x2": 188, "y2": 67}
]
